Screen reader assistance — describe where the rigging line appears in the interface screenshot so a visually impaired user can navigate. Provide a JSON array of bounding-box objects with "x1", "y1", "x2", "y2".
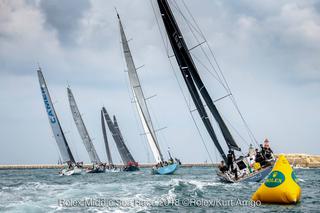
[
  {"x1": 49, "y1": 133, "x2": 62, "y2": 164},
  {"x1": 175, "y1": 4, "x2": 251, "y2": 151},
  {"x1": 117, "y1": 23, "x2": 150, "y2": 162},
  {"x1": 173, "y1": 2, "x2": 256, "y2": 151},
  {"x1": 179, "y1": 0, "x2": 232, "y2": 94},
  {"x1": 181, "y1": 0, "x2": 234, "y2": 96},
  {"x1": 230, "y1": 95, "x2": 259, "y2": 145},
  {"x1": 171, "y1": 0, "x2": 204, "y2": 40},
  {"x1": 181, "y1": 0, "x2": 207, "y2": 43},
  {"x1": 150, "y1": 0, "x2": 215, "y2": 164},
  {"x1": 172, "y1": 0, "x2": 227, "y2": 88},
  {"x1": 156, "y1": 3, "x2": 221, "y2": 115},
  {"x1": 191, "y1": 52, "x2": 228, "y2": 89},
  {"x1": 189, "y1": 41, "x2": 206, "y2": 52},
  {"x1": 171, "y1": 2, "x2": 252, "y2": 147},
  {"x1": 189, "y1": 107, "x2": 216, "y2": 165},
  {"x1": 150, "y1": 0, "x2": 170, "y2": 58},
  {"x1": 181, "y1": 0, "x2": 259, "y2": 146},
  {"x1": 64, "y1": 101, "x2": 81, "y2": 162},
  {"x1": 147, "y1": 98, "x2": 169, "y2": 156},
  {"x1": 48, "y1": 99, "x2": 65, "y2": 162},
  {"x1": 169, "y1": 56, "x2": 215, "y2": 165},
  {"x1": 221, "y1": 114, "x2": 250, "y2": 147}
]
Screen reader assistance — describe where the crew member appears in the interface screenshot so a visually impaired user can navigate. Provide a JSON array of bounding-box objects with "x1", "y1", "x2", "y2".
[
  {"x1": 218, "y1": 161, "x2": 228, "y2": 173},
  {"x1": 227, "y1": 150, "x2": 235, "y2": 171},
  {"x1": 263, "y1": 139, "x2": 274, "y2": 160}
]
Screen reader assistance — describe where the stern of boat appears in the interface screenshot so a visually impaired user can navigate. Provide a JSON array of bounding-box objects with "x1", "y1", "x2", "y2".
[{"x1": 152, "y1": 163, "x2": 179, "y2": 175}]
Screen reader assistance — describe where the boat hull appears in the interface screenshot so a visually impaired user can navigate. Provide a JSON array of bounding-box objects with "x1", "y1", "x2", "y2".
[
  {"x1": 218, "y1": 165, "x2": 273, "y2": 183},
  {"x1": 105, "y1": 168, "x2": 120, "y2": 172},
  {"x1": 86, "y1": 167, "x2": 106, "y2": 174},
  {"x1": 60, "y1": 167, "x2": 82, "y2": 176},
  {"x1": 152, "y1": 163, "x2": 178, "y2": 175},
  {"x1": 123, "y1": 165, "x2": 140, "y2": 172}
]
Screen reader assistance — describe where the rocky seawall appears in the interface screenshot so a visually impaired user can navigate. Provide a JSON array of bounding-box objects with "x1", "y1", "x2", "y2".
[{"x1": 276, "y1": 153, "x2": 320, "y2": 168}]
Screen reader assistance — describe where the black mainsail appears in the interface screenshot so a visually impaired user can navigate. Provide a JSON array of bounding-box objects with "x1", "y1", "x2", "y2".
[
  {"x1": 101, "y1": 109, "x2": 113, "y2": 165},
  {"x1": 156, "y1": 0, "x2": 241, "y2": 162},
  {"x1": 101, "y1": 107, "x2": 136, "y2": 164},
  {"x1": 37, "y1": 68, "x2": 75, "y2": 163}
]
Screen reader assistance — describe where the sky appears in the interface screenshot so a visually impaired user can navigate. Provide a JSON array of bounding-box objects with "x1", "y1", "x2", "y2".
[{"x1": 0, "y1": 0, "x2": 319, "y2": 164}]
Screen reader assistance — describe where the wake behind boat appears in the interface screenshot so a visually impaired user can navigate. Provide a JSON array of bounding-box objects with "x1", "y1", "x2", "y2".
[
  {"x1": 60, "y1": 165, "x2": 82, "y2": 176},
  {"x1": 117, "y1": 13, "x2": 180, "y2": 175}
]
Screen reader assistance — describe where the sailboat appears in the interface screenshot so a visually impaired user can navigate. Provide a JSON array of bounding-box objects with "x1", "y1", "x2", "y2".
[
  {"x1": 101, "y1": 107, "x2": 139, "y2": 171},
  {"x1": 37, "y1": 68, "x2": 82, "y2": 176},
  {"x1": 100, "y1": 109, "x2": 118, "y2": 172},
  {"x1": 67, "y1": 87, "x2": 105, "y2": 173},
  {"x1": 156, "y1": 0, "x2": 274, "y2": 182},
  {"x1": 117, "y1": 13, "x2": 179, "y2": 175}
]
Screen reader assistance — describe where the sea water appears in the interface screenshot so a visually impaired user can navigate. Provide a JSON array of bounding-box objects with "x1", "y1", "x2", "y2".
[{"x1": 0, "y1": 167, "x2": 318, "y2": 212}]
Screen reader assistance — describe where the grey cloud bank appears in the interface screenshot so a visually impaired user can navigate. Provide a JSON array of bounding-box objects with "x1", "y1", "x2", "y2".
[{"x1": 0, "y1": 0, "x2": 319, "y2": 164}]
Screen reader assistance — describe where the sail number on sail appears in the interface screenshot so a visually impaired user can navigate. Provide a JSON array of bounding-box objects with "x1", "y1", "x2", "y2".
[{"x1": 41, "y1": 85, "x2": 56, "y2": 124}]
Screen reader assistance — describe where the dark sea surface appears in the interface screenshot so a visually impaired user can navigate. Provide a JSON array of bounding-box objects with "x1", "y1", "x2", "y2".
[{"x1": 0, "y1": 167, "x2": 318, "y2": 212}]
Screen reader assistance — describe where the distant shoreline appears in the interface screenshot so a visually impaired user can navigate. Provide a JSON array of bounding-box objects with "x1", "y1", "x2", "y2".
[
  {"x1": 0, "y1": 163, "x2": 216, "y2": 170},
  {"x1": 1, "y1": 154, "x2": 319, "y2": 169}
]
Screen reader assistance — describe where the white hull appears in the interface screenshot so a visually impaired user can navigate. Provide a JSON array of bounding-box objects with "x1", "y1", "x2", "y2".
[
  {"x1": 60, "y1": 167, "x2": 82, "y2": 176},
  {"x1": 105, "y1": 168, "x2": 120, "y2": 173}
]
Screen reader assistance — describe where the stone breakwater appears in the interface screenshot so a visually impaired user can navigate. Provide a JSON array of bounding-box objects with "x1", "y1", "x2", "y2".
[
  {"x1": 0, "y1": 154, "x2": 319, "y2": 169},
  {"x1": 276, "y1": 153, "x2": 320, "y2": 168},
  {"x1": 0, "y1": 163, "x2": 216, "y2": 170}
]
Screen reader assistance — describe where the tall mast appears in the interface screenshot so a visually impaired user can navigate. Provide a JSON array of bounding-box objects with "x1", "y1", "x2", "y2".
[
  {"x1": 117, "y1": 13, "x2": 163, "y2": 163},
  {"x1": 101, "y1": 109, "x2": 113, "y2": 165},
  {"x1": 156, "y1": 0, "x2": 241, "y2": 161},
  {"x1": 102, "y1": 107, "x2": 135, "y2": 164},
  {"x1": 67, "y1": 87, "x2": 101, "y2": 164},
  {"x1": 37, "y1": 68, "x2": 75, "y2": 163}
]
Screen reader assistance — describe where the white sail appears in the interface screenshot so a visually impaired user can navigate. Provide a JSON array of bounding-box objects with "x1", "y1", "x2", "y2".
[
  {"x1": 118, "y1": 14, "x2": 163, "y2": 163},
  {"x1": 37, "y1": 69, "x2": 75, "y2": 163},
  {"x1": 67, "y1": 87, "x2": 101, "y2": 164}
]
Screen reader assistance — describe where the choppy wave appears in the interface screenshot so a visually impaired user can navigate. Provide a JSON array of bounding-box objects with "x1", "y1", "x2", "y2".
[{"x1": 0, "y1": 167, "x2": 318, "y2": 212}]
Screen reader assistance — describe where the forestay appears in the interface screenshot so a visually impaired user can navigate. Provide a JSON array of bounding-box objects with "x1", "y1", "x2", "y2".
[
  {"x1": 118, "y1": 13, "x2": 163, "y2": 163},
  {"x1": 37, "y1": 69, "x2": 75, "y2": 163},
  {"x1": 67, "y1": 88, "x2": 101, "y2": 164}
]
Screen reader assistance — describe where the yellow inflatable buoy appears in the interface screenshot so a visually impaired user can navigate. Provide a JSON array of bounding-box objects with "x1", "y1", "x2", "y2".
[{"x1": 252, "y1": 155, "x2": 301, "y2": 204}]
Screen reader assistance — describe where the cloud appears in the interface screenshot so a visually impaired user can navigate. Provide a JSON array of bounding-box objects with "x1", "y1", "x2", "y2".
[
  {"x1": 0, "y1": 0, "x2": 319, "y2": 164},
  {"x1": 39, "y1": 0, "x2": 91, "y2": 45}
]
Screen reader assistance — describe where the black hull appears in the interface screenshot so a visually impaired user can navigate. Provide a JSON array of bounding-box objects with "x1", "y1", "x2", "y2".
[
  {"x1": 86, "y1": 168, "x2": 105, "y2": 173},
  {"x1": 123, "y1": 165, "x2": 139, "y2": 172}
]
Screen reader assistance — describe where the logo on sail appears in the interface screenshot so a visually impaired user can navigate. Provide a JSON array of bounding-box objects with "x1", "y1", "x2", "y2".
[
  {"x1": 264, "y1": 171, "x2": 285, "y2": 188},
  {"x1": 41, "y1": 87, "x2": 56, "y2": 124}
]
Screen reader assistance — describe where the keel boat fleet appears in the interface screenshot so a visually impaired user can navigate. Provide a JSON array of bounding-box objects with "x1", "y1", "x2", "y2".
[{"x1": 37, "y1": 0, "x2": 276, "y2": 181}]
